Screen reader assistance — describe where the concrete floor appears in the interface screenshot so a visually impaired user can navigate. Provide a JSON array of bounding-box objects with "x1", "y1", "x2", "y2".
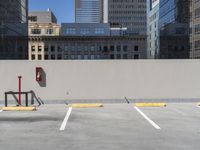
[{"x1": 0, "y1": 103, "x2": 200, "y2": 150}]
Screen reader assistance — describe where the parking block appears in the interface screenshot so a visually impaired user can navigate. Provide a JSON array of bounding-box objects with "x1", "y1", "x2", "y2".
[
  {"x1": 135, "y1": 103, "x2": 167, "y2": 107},
  {"x1": 2, "y1": 106, "x2": 36, "y2": 111},
  {"x1": 70, "y1": 103, "x2": 103, "y2": 108}
]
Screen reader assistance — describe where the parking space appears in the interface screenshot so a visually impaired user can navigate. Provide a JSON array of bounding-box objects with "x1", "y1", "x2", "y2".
[{"x1": 0, "y1": 103, "x2": 200, "y2": 150}]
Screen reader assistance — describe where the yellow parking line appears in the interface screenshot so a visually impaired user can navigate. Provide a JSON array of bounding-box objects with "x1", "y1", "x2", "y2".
[
  {"x1": 135, "y1": 103, "x2": 167, "y2": 107},
  {"x1": 70, "y1": 103, "x2": 103, "y2": 108},
  {"x1": 2, "y1": 106, "x2": 36, "y2": 111}
]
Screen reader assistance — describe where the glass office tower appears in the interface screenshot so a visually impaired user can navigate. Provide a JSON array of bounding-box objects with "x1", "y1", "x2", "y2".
[
  {"x1": 159, "y1": 0, "x2": 190, "y2": 59},
  {"x1": 147, "y1": 0, "x2": 160, "y2": 59},
  {"x1": 0, "y1": 0, "x2": 28, "y2": 59},
  {"x1": 75, "y1": 0, "x2": 103, "y2": 23}
]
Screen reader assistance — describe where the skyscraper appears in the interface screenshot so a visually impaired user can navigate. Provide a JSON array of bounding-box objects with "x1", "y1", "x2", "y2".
[
  {"x1": 147, "y1": 0, "x2": 160, "y2": 59},
  {"x1": 159, "y1": 0, "x2": 190, "y2": 59},
  {"x1": 106, "y1": 0, "x2": 147, "y2": 35},
  {"x1": 75, "y1": 0, "x2": 103, "y2": 23},
  {"x1": 0, "y1": 0, "x2": 28, "y2": 59}
]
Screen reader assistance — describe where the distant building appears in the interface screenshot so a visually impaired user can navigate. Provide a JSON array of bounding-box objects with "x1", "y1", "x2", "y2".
[
  {"x1": 29, "y1": 9, "x2": 57, "y2": 24},
  {"x1": 106, "y1": 0, "x2": 147, "y2": 35},
  {"x1": 61, "y1": 23, "x2": 110, "y2": 36},
  {"x1": 147, "y1": 0, "x2": 160, "y2": 59},
  {"x1": 190, "y1": 1, "x2": 200, "y2": 58},
  {"x1": 0, "y1": 0, "x2": 28, "y2": 59},
  {"x1": 158, "y1": 0, "x2": 190, "y2": 59},
  {"x1": 75, "y1": 0, "x2": 103, "y2": 23},
  {"x1": 28, "y1": 36, "x2": 146, "y2": 60},
  {"x1": 28, "y1": 10, "x2": 60, "y2": 36}
]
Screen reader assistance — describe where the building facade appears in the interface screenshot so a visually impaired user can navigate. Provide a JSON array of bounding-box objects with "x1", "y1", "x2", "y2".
[
  {"x1": 190, "y1": 0, "x2": 200, "y2": 58},
  {"x1": 75, "y1": 0, "x2": 103, "y2": 23},
  {"x1": 0, "y1": 0, "x2": 28, "y2": 59},
  {"x1": 107, "y1": 0, "x2": 147, "y2": 35},
  {"x1": 28, "y1": 10, "x2": 60, "y2": 36},
  {"x1": 61, "y1": 23, "x2": 110, "y2": 36},
  {"x1": 147, "y1": 0, "x2": 160, "y2": 59},
  {"x1": 159, "y1": 0, "x2": 190, "y2": 59},
  {"x1": 28, "y1": 36, "x2": 146, "y2": 60},
  {"x1": 29, "y1": 10, "x2": 57, "y2": 23}
]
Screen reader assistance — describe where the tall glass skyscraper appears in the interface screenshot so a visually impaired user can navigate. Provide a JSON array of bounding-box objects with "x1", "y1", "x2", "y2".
[
  {"x1": 158, "y1": 0, "x2": 190, "y2": 59},
  {"x1": 75, "y1": 0, "x2": 103, "y2": 23},
  {"x1": 0, "y1": 0, "x2": 28, "y2": 59}
]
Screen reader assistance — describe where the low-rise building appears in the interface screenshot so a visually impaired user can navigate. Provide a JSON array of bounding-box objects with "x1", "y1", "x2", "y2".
[
  {"x1": 28, "y1": 36, "x2": 146, "y2": 60},
  {"x1": 28, "y1": 10, "x2": 60, "y2": 36}
]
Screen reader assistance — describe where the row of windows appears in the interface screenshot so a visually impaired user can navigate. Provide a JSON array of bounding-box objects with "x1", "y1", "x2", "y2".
[
  {"x1": 31, "y1": 28, "x2": 54, "y2": 35},
  {"x1": 65, "y1": 27, "x2": 105, "y2": 35},
  {"x1": 31, "y1": 45, "x2": 139, "y2": 52},
  {"x1": 31, "y1": 54, "x2": 140, "y2": 60}
]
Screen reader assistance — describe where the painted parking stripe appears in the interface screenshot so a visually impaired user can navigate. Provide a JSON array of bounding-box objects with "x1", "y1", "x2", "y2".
[
  {"x1": 60, "y1": 107, "x2": 72, "y2": 131},
  {"x1": 134, "y1": 106, "x2": 161, "y2": 130}
]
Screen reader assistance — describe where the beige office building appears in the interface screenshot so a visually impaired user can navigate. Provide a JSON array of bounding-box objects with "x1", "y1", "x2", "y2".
[
  {"x1": 190, "y1": 0, "x2": 200, "y2": 58},
  {"x1": 28, "y1": 36, "x2": 146, "y2": 60}
]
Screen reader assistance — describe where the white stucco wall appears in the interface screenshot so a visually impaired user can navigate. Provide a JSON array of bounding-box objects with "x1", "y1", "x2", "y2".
[{"x1": 0, "y1": 60, "x2": 200, "y2": 101}]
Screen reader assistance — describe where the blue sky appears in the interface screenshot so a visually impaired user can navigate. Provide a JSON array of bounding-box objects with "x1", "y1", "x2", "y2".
[{"x1": 29, "y1": 0, "x2": 75, "y2": 24}]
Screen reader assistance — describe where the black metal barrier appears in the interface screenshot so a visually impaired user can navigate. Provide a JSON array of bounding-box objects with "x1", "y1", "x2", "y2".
[{"x1": 4, "y1": 90, "x2": 43, "y2": 107}]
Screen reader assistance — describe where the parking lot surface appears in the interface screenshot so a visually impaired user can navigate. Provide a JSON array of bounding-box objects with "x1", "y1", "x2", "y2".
[{"x1": 0, "y1": 103, "x2": 200, "y2": 150}]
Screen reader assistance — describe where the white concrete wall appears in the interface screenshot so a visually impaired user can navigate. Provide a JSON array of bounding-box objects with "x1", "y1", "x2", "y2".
[{"x1": 0, "y1": 60, "x2": 200, "y2": 101}]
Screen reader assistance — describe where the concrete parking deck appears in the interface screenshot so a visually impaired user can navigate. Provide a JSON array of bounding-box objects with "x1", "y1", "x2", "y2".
[{"x1": 0, "y1": 103, "x2": 200, "y2": 150}]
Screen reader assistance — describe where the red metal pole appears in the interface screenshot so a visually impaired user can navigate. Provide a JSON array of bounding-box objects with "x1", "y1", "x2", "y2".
[{"x1": 18, "y1": 76, "x2": 22, "y2": 105}]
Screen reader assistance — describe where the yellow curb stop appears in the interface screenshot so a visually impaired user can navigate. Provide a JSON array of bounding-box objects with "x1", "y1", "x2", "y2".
[
  {"x1": 2, "y1": 106, "x2": 36, "y2": 111},
  {"x1": 135, "y1": 103, "x2": 167, "y2": 107},
  {"x1": 70, "y1": 103, "x2": 103, "y2": 108}
]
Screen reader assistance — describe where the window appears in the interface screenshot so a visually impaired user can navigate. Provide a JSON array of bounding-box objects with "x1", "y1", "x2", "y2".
[
  {"x1": 110, "y1": 46, "x2": 115, "y2": 51},
  {"x1": 123, "y1": 54, "x2": 128, "y2": 59},
  {"x1": 95, "y1": 28, "x2": 105, "y2": 34},
  {"x1": 29, "y1": 16, "x2": 37, "y2": 22},
  {"x1": 66, "y1": 28, "x2": 76, "y2": 34},
  {"x1": 44, "y1": 46, "x2": 48, "y2": 52},
  {"x1": 117, "y1": 46, "x2": 121, "y2": 52},
  {"x1": 45, "y1": 55, "x2": 48, "y2": 60},
  {"x1": 117, "y1": 54, "x2": 121, "y2": 59},
  {"x1": 51, "y1": 55, "x2": 55, "y2": 60},
  {"x1": 110, "y1": 54, "x2": 114, "y2": 59},
  {"x1": 57, "y1": 46, "x2": 62, "y2": 52},
  {"x1": 31, "y1": 29, "x2": 41, "y2": 34},
  {"x1": 38, "y1": 46, "x2": 42, "y2": 52},
  {"x1": 46, "y1": 28, "x2": 54, "y2": 35},
  {"x1": 57, "y1": 54, "x2": 62, "y2": 60},
  {"x1": 38, "y1": 55, "x2": 42, "y2": 60},
  {"x1": 31, "y1": 46, "x2": 35, "y2": 51},
  {"x1": 134, "y1": 46, "x2": 139, "y2": 51},
  {"x1": 123, "y1": 45, "x2": 128, "y2": 52},
  {"x1": 51, "y1": 46, "x2": 55, "y2": 52},
  {"x1": 31, "y1": 55, "x2": 35, "y2": 60},
  {"x1": 134, "y1": 54, "x2": 139, "y2": 59}
]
